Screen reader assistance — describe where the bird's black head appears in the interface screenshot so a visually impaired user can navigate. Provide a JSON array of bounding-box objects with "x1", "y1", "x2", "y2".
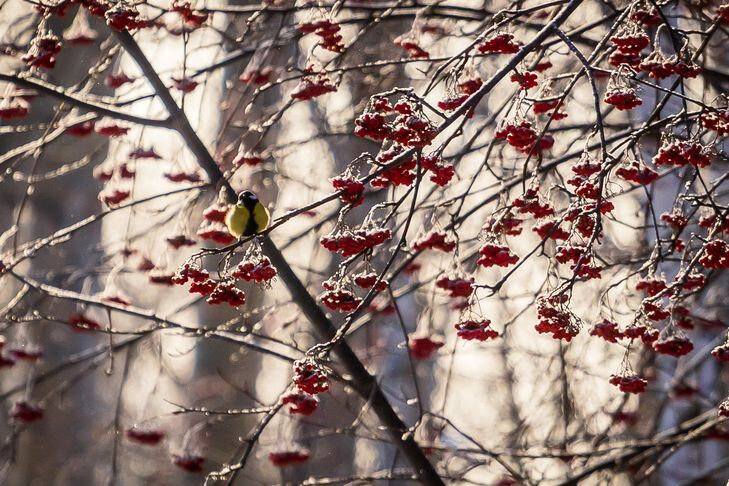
[{"x1": 237, "y1": 190, "x2": 258, "y2": 205}]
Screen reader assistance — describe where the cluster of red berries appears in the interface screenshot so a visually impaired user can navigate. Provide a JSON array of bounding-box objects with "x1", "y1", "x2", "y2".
[
  {"x1": 10, "y1": 401, "x2": 44, "y2": 422},
  {"x1": 391, "y1": 108, "x2": 438, "y2": 148},
  {"x1": 281, "y1": 392, "x2": 319, "y2": 415},
  {"x1": 531, "y1": 99, "x2": 560, "y2": 116},
  {"x1": 106, "y1": 72, "x2": 135, "y2": 88},
  {"x1": 408, "y1": 335, "x2": 444, "y2": 359},
  {"x1": 126, "y1": 426, "x2": 165, "y2": 445},
  {"x1": 495, "y1": 121, "x2": 537, "y2": 150},
  {"x1": 537, "y1": 104, "x2": 568, "y2": 121},
  {"x1": 609, "y1": 373, "x2": 648, "y2": 394},
  {"x1": 653, "y1": 140, "x2": 711, "y2": 168},
  {"x1": 355, "y1": 98, "x2": 437, "y2": 149},
  {"x1": 354, "y1": 112, "x2": 390, "y2": 141},
  {"x1": 589, "y1": 320, "x2": 623, "y2": 343},
  {"x1": 510, "y1": 71, "x2": 538, "y2": 90},
  {"x1": 437, "y1": 94, "x2": 469, "y2": 112},
  {"x1": 94, "y1": 160, "x2": 135, "y2": 181},
  {"x1": 459, "y1": 76, "x2": 483, "y2": 95},
  {"x1": 66, "y1": 120, "x2": 95, "y2": 137},
  {"x1": 615, "y1": 160, "x2": 658, "y2": 185},
  {"x1": 299, "y1": 20, "x2": 344, "y2": 53},
  {"x1": 681, "y1": 273, "x2": 706, "y2": 292},
  {"x1": 394, "y1": 33, "x2": 429, "y2": 59},
  {"x1": 269, "y1": 449, "x2": 310, "y2": 467},
  {"x1": 198, "y1": 204, "x2": 225, "y2": 225},
  {"x1": 700, "y1": 109, "x2": 729, "y2": 135},
  {"x1": 661, "y1": 210, "x2": 687, "y2": 230},
  {"x1": 232, "y1": 256, "x2": 277, "y2": 284},
  {"x1": 604, "y1": 88, "x2": 642, "y2": 110},
  {"x1": 608, "y1": 29, "x2": 649, "y2": 68},
  {"x1": 533, "y1": 221, "x2": 570, "y2": 241},
  {"x1": 293, "y1": 358, "x2": 329, "y2": 395},
  {"x1": 371, "y1": 148, "x2": 417, "y2": 188},
  {"x1": 477, "y1": 243, "x2": 519, "y2": 268},
  {"x1": 564, "y1": 202, "x2": 611, "y2": 238},
  {"x1": 239, "y1": 67, "x2": 273, "y2": 85},
  {"x1": 172, "y1": 454, "x2": 205, "y2": 473},
  {"x1": 353, "y1": 271, "x2": 388, "y2": 291},
  {"x1": 555, "y1": 245, "x2": 587, "y2": 265},
  {"x1": 330, "y1": 176, "x2": 365, "y2": 206},
  {"x1": 0, "y1": 94, "x2": 29, "y2": 120},
  {"x1": 68, "y1": 313, "x2": 102, "y2": 332},
  {"x1": 640, "y1": 52, "x2": 702, "y2": 80},
  {"x1": 171, "y1": 76, "x2": 199, "y2": 93},
  {"x1": 197, "y1": 221, "x2": 236, "y2": 245},
  {"x1": 653, "y1": 334, "x2": 694, "y2": 357},
  {"x1": 636, "y1": 276, "x2": 667, "y2": 296},
  {"x1": 632, "y1": 6, "x2": 661, "y2": 26},
  {"x1": 437, "y1": 76, "x2": 482, "y2": 112},
  {"x1": 98, "y1": 187, "x2": 131, "y2": 206},
  {"x1": 172, "y1": 264, "x2": 246, "y2": 307},
  {"x1": 206, "y1": 280, "x2": 246, "y2": 307},
  {"x1": 232, "y1": 149, "x2": 264, "y2": 167},
  {"x1": 572, "y1": 260, "x2": 603, "y2": 280},
  {"x1": 321, "y1": 280, "x2": 361, "y2": 312},
  {"x1": 590, "y1": 321, "x2": 660, "y2": 346},
  {"x1": 512, "y1": 187, "x2": 554, "y2": 219},
  {"x1": 624, "y1": 323, "x2": 659, "y2": 345},
  {"x1": 105, "y1": 4, "x2": 149, "y2": 31},
  {"x1": 23, "y1": 33, "x2": 62, "y2": 69},
  {"x1": 572, "y1": 157, "x2": 601, "y2": 178},
  {"x1": 164, "y1": 170, "x2": 203, "y2": 183},
  {"x1": 487, "y1": 213, "x2": 523, "y2": 236},
  {"x1": 148, "y1": 270, "x2": 175, "y2": 286},
  {"x1": 611, "y1": 32, "x2": 650, "y2": 56},
  {"x1": 94, "y1": 119, "x2": 130, "y2": 137},
  {"x1": 567, "y1": 173, "x2": 601, "y2": 200},
  {"x1": 412, "y1": 231, "x2": 456, "y2": 253},
  {"x1": 454, "y1": 319, "x2": 499, "y2": 341},
  {"x1": 170, "y1": 1, "x2": 208, "y2": 27},
  {"x1": 641, "y1": 300, "x2": 670, "y2": 321},
  {"x1": 699, "y1": 213, "x2": 729, "y2": 233},
  {"x1": 535, "y1": 294, "x2": 578, "y2": 341},
  {"x1": 166, "y1": 234, "x2": 196, "y2": 249},
  {"x1": 421, "y1": 154, "x2": 455, "y2": 186},
  {"x1": 477, "y1": 33, "x2": 522, "y2": 54},
  {"x1": 320, "y1": 227, "x2": 391, "y2": 257},
  {"x1": 435, "y1": 276, "x2": 474, "y2": 298},
  {"x1": 699, "y1": 240, "x2": 729, "y2": 269},
  {"x1": 711, "y1": 341, "x2": 729, "y2": 362},
  {"x1": 291, "y1": 74, "x2": 337, "y2": 101}
]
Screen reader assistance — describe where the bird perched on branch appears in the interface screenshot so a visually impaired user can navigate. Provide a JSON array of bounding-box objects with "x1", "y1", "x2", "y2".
[{"x1": 225, "y1": 190, "x2": 271, "y2": 239}]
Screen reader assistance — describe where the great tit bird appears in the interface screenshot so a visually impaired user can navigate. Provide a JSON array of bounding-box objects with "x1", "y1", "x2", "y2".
[{"x1": 225, "y1": 190, "x2": 271, "y2": 239}]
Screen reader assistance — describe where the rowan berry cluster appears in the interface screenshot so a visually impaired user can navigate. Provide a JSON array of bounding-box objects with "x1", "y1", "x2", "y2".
[
  {"x1": 292, "y1": 358, "x2": 330, "y2": 395},
  {"x1": 232, "y1": 256, "x2": 277, "y2": 285},
  {"x1": 320, "y1": 226, "x2": 391, "y2": 257},
  {"x1": 299, "y1": 20, "x2": 344, "y2": 53},
  {"x1": 454, "y1": 319, "x2": 499, "y2": 341},
  {"x1": 281, "y1": 392, "x2": 319, "y2": 416},
  {"x1": 408, "y1": 335, "x2": 444, "y2": 359}
]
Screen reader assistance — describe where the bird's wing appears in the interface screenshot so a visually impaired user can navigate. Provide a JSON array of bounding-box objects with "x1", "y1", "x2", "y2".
[{"x1": 252, "y1": 203, "x2": 271, "y2": 233}]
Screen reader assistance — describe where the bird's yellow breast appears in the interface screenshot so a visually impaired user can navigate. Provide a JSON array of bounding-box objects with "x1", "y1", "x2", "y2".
[
  {"x1": 225, "y1": 205, "x2": 250, "y2": 239},
  {"x1": 225, "y1": 203, "x2": 270, "y2": 238}
]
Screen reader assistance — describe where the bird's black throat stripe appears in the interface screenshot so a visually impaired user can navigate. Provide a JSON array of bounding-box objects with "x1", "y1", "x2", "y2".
[{"x1": 242, "y1": 198, "x2": 258, "y2": 236}]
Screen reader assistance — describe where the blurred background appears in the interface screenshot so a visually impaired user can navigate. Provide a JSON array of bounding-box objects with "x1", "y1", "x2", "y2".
[{"x1": 1, "y1": 0, "x2": 729, "y2": 484}]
